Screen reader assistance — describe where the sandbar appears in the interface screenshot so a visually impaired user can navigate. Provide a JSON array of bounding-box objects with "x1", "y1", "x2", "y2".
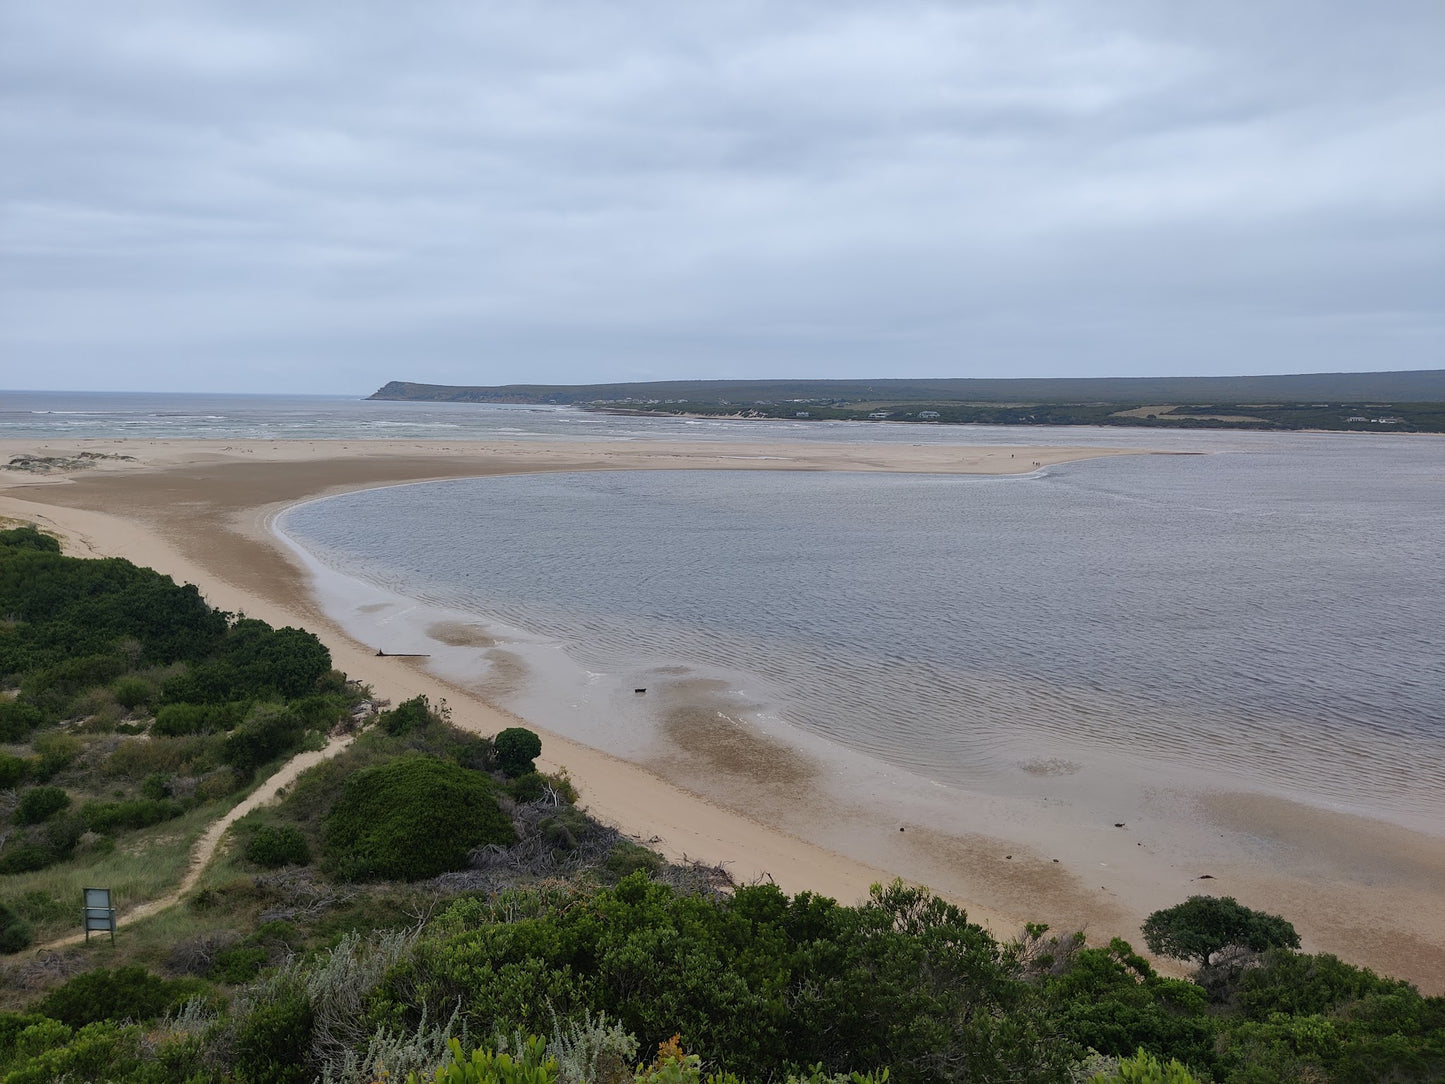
[{"x1": 2, "y1": 437, "x2": 1440, "y2": 992}]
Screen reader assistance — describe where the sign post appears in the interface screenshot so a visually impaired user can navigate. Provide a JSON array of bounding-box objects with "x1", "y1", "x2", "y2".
[{"x1": 83, "y1": 888, "x2": 116, "y2": 944}]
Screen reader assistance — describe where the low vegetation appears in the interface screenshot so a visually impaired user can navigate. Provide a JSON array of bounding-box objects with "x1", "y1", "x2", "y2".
[{"x1": 2, "y1": 525, "x2": 1442, "y2": 1083}]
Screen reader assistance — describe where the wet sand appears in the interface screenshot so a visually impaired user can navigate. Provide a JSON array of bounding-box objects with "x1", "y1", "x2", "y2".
[{"x1": 2, "y1": 437, "x2": 1441, "y2": 992}]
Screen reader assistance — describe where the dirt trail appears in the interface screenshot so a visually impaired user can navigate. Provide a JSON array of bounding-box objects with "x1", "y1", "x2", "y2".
[{"x1": 36, "y1": 735, "x2": 354, "y2": 951}]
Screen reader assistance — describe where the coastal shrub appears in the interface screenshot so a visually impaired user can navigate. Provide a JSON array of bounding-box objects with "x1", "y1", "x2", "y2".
[
  {"x1": 1088, "y1": 1049, "x2": 1203, "y2": 1084},
  {"x1": 1250, "y1": 952, "x2": 1419, "y2": 1017},
  {"x1": 223, "y1": 711, "x2": 306, "y2": 774},
  {"x1": 382, "y1": 695, "x2": 436, "y2": 737},
  {"x1": 43, "y1": 811, "x2": 85, "y2": 857},
  {"x1": 289, "y1": 692, "x2": 347, "y2": 731},
  {"x1": 80, "y1": 797, "x2": 184, "y2": 834},
  {"x1": 140, "y1": 773, "x2": 171, "y2": 800},
  {"x1": 0, "y1": 699, "x2": 46, "y2": 742},
  {"x1": 32, "y1": 966, "x2": 210, "y2": 1027},
  {"x1": 0, "y1": 900, "x2": 34, "y2": 954},
  {"x1": 232, "y1": 985, "x2": 315, "y2": 1084},
  {"x1": 602, "y1": 840, "x2": 664, "y2": 882},
  {"x1": 0, "y1": 752, "x2": 29, "y2": 790},
  {"x1": 195, "y1": 766, "x2": 242, "y2": 801},
  {"x1": 246, "y1": 824, "x2": 312, "y2": 868},
  {"x1": 29, "y1": 732, "x2": 80, "y2": 782},
  {"x1": 21, "y1": 652, "x2": 129, "y2": 704},
  {"x1": 509, "y1": 771, "x2": 548, "y2": 803},
  {"x1": 0, "y1": 844, "x2": 53, "y2": 875},
  {"x1": 1142, "y1": 896, "x2": 1300, "y2": 965},
  {"x1": 153, "y1": 701, "x2": 245, "y2": 737},
  {"x1": 1041, "y1": 939, "x2": 1214, "y2": 1070},
  {"x1": 14, "y1": 785, "x2": 71, "y2": 825},
  {"x1": 111, "y1": 676, "x2": 153, "y2": 711},
  {"x1": 424, "y1": 1036, "x2": 557, "y2": 1084},
  {"x1": 106, "y1": 733, "x2": 217, "y2": 780},
  {"x1": 375, "y1": 876, "x2": 1058, "y2": 1083},
  {"x1": 219, "y1": 619, "x2": 333, "y2": 701},
  {"x1": 323, "y1": 756, "x2": 514, "y2": 882},
  {"x1": 210, "y1": 945, "x2": 270, "y2": 985},
  {"x1": 494, "y1": 727, "x2": 542, "y2": 777},
  {"x1": 0, "y1": 525, "x2": 60, "y2": 553}
]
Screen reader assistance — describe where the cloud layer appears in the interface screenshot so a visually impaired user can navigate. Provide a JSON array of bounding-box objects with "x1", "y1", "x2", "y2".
[{"x1": 3, "y1": 1, "x2": 1441, "y2": 392}]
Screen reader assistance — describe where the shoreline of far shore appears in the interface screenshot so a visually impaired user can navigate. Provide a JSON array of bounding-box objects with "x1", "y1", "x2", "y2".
[{"x1": 1, "y1": 436, "x2": 1442, "y2": 994}]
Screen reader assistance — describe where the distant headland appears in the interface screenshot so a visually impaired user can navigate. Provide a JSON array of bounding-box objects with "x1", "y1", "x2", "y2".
[{"x1": 369, "y1": 370, "x2": 1445, "y2": 432}]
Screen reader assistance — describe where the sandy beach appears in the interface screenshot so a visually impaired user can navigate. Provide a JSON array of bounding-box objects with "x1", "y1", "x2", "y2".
[{"x1": 3, "y1": 436, "x2": 1441, "y2": 992}]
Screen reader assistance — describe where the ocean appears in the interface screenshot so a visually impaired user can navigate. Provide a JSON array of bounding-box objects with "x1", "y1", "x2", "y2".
[{"x1": 7, "y1": 390, "x2": 1443, "y2": 833}]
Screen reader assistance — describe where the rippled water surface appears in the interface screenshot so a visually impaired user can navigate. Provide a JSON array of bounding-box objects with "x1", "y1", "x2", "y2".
[{"x1": 280, "y1": 443, "x2": 1445, "y2": 830}]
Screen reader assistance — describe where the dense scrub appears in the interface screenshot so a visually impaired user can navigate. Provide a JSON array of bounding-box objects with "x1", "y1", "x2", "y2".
[
  {"x1": 2, "y1": 525, "x2": 1443, "y2": 1084},
  {"x1": 0, "y1": 526, "x2": 345, "y2": 883}
]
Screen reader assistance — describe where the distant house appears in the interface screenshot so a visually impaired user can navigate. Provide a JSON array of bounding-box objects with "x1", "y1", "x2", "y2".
[
  {"x1": 868, "y1": 411, "x2": 891, "y2": 419},
  {"x1": 795, "y1": 411, "x2": 810, "y2": 418},
  {"x1": 919, "y1": 411, "x2": 940, "y2": 419}
]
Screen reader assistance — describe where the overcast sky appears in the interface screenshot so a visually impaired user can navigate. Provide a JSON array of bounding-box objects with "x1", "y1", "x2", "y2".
[{"x1": 2, "y1": 1, "x2": 1442, "y2": 394}]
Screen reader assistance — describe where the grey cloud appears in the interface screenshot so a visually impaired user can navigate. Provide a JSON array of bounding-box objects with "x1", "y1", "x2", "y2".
[{"x1": 1, "y1": 0, "x2": 1441, "y2": 392}]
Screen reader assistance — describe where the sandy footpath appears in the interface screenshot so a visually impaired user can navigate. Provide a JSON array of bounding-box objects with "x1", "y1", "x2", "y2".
[{"x1": 2, "y1": 437, "x2": 1441, "y2": 992}]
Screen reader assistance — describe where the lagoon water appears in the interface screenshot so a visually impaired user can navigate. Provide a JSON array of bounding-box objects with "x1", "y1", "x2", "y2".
[
  {"x1": 277, "y1": 438, "x2": 1445, "y2": 835},
  {"x1": 8, "y1": 390, "x2": 1443, "y2": 833}
]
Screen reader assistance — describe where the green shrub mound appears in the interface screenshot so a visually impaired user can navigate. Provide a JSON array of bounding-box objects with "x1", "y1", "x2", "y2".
[
  {"x1": 0, "y1": 901, "x2": 33, "y2": 954},
  {"x1": 32, "y1": 966, "x2": 210, "y2": 1027},
  {"x1": 246, "y1": 824, "x2": 311, "y2": 869},
  {"x1": 382, "y1": 695, "x2": 436, "y2": 736},
  {"x1": 495, "y1": 727, "x2": 542, "y2": 777},
  {"x1": 323, "y1": 756, "x2": 515, "y2": 882},
  {"x1": 14, "y1": 786, "x2": 70, "y2": 826}
]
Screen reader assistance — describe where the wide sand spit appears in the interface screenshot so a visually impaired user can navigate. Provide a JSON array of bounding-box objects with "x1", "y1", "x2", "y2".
[{"x1": 2, "y1": 437, "x2": 1440, "y2": 991}]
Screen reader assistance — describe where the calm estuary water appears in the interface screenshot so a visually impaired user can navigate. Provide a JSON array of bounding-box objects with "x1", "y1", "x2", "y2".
[{"x1": 278, "y1": 443, "x2": 1445, "y2": 833}]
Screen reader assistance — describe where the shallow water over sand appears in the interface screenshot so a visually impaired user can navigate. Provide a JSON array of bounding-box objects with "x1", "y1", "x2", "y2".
[{"x1": 278, "y1": 441, "x2": 1445, "y2": 835}]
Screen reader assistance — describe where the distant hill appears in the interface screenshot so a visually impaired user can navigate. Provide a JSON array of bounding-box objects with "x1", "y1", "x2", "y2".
[{"x1": 371, "y1": 371, "x2": 1445, "y2": 406}]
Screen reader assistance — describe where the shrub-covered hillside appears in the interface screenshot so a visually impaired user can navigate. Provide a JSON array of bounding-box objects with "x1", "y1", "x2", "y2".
[{"x1": 1, "y1": 523, "x2": 1442, "y2": 1084}]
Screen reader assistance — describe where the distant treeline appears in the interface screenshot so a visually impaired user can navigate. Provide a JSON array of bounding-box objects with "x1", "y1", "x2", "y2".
[{"x1": 369, "y1": 372, "x2": 1445, "y2": 432}]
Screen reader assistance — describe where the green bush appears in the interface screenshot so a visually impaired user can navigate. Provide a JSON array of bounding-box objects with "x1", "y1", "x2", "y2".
[
  {"x1": 152, "y1": 701, "x2": 244, "y2": 737},
  {"x1": 323, "y1": 756, "x2": 515, "y2": 882},
  {"x1": 0, "y1": 844, "x2": 54, "y2": 875},
  {"x1": 603, "y1": 841, "x2": 665, "y2": 882},
  {"x1": 111, "y1": 676, "x2": 153, "y2": 712},
  {"x1": 195, "y1": 767, "x2": 242, "y2": 801},
  {"x1": 1089, "y1": 1049, "x2": 1202, "y2": 1083},
  {"x1": 1141, "y1": 896, "x2": 1300, "y2": 965},
  {"x1": 223, "y1": 711, "x2": 305, "y2": 774},
  {"x1": 245, "y1": 824, "x2": 311, "y2": 869},
  {"x1": 382, "y1": 695, "x2": 436, "y2": 737},
  {"x1": 417, "y1": 1036, "x2": 557, "y2": 1084},
  {"x1": 233, "y1": 986, "x2": 315, "y2": 1084},
  {"x1": 0, "y1": 699, "x2": 46, "y2": 742},
  {"x1": 80, "y1": 798, "x2": 184, "y2": 834},
  {"x1": 0, "y1": 752, "x2": 29, "y2": 790},
  {"x1": 140, "y1": 773, "x2": 171, "y2": 800},
  {"x1": 14, "y1": 785, "x2": 71, "y2": 825},
  {"x1": 32, "y1": 966, "x2": 209, "y2": 1027},
  {"x1": 209, "y1": 945, "x2": 269, "y2": 985},
  {"x1": 494, "y1": 727, "x2": 542, "y2": 777},
  {"x1": 0, "y1": 525, "x2": 60, "y2": 553},
  {"x1": 510, "y1": 771, "x2": 548, "y2": 803},
  {"x1": 0, "y1": 900, "x2": 34, "y2": 954},
  {"x1": 29, "y1": 733, "x2": 80, "y2": 782}
]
